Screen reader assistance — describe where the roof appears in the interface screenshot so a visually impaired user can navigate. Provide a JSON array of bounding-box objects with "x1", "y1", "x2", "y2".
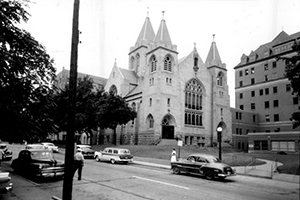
[
  {"x1": 153, "y1": 19, "x2": 172, "y2": 46},
  {"x1": 118, "y1": 68, "x2": 138, "y2": 83},
  {"x1": 205, "y1": 41, "x2": 223, "y2": 68},
  {"x1": 135, "y1": 17, "x2": 155, "y2": 46}
]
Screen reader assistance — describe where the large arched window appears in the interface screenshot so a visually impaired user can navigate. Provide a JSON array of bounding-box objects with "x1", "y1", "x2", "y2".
[
  {"x1": 109, "y1": 85, "x2": 117, "y2": 96},
  {"x1": 164, "y1": 55, "x2": 172, "y2": 72},
  {"x1": 150, "y1": 55, "x2": 157, "y2": 72},
  {"x1": 136, "y1": 53, "x2": 140, "y2": 74},
  {"x1": 185, "y1": 79, "x2": 203, "y2": 127},
  {"x1": 130, "y1": 56, "x2": 135, "y2": 70},
  {"x1": 217, "y1": 72, "x2": 224, "y2": 86}
]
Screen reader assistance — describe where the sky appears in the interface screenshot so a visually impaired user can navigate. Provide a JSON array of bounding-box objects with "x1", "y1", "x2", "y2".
[{"x1": 21, "y1": 0, "x2": 300, "y2": 107}]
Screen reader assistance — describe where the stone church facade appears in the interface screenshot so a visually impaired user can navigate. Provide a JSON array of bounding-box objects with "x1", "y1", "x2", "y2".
[{"x1": 103, "y1": 16, "x2": 232, "y2": 146}]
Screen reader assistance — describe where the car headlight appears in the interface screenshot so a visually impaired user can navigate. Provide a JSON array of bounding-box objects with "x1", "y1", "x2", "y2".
[
  {"x1": 214, "y1": 169, "x2": 220, "y2": 172},
  {"x1": 39, "y1": 164, "x2": 43, "y2": 169}
]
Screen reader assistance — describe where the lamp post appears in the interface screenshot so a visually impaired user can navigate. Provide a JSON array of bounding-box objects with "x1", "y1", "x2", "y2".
[{"x1": 217, "y1": 127, "x2": 223, "y2": 160}]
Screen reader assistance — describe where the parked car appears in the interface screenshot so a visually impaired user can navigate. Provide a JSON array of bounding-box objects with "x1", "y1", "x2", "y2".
[
  {"x1": 94, "y1": 147, "x2": 133, "y2": 164},
  {"x1": 76, "y1": 145, "x2": 95, "y2": 158},
  {"x1": 0, "y1": 172, "x2": 13, "y2": 192},
  {"x1": 171, "y1": 153, "x2": 236, "y2": 180},
  {"x1": 41, "y1": 142, "x2": 59, "y2": 153},
  {"x1": 11, "y1": 149, "x2": 64, "y2": 179},
  {"x1": 0, "y1": 143, "x2": 13, "y2": 161},
  {"x1": 25, "y1": 144, "x2": 46, "y2": 150}
]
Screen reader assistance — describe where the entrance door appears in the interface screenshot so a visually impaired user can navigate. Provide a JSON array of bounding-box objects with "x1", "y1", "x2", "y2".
[{"x1": 162, "y1": 126, "x2": 174, "y2": 139}]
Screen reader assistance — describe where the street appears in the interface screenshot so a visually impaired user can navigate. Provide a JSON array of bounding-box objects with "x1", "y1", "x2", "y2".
[{"x1": 1, "y1": 145, "x2": 299, "y2": 200}]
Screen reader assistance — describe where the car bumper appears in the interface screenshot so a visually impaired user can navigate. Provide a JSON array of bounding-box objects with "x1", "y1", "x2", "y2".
[{"x1": 36, "y1": 172, "x2": 64, "y2": 178}]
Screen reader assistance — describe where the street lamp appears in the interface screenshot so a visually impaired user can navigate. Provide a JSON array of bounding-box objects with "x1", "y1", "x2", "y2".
[{"x1": 217, "y1": 127, "x2": 223, "y2": 160}]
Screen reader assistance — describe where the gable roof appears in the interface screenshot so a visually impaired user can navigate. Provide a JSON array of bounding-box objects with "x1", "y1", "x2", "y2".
[{"x1": 118, "y1": 68, "x2": 138, "y2": 83}]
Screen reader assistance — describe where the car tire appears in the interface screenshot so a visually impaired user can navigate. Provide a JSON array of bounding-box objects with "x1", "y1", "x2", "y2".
[
  {"x1": 172, "y1": 167, "x2": 180, "y2": 174},
  {"x1": 205, "y1": 169, "x2": 214, "y2": 180},
  {"x1": 95, "y1": 156, "x2": 100, "y2": 162},
  {"x1": 110, "y1": 159, "x2": 116, "y2": 164}
]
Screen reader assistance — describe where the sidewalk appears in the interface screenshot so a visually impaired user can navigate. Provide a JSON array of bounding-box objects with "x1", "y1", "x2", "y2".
[{"x1": 132, "y1": 156, "x2": 300, "y2": 184}]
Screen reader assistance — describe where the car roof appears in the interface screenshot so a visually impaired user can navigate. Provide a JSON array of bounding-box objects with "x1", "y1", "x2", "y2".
[
  {"x1": 104, "y1": 147, "x2": 130, "y2": 151},
  {"x1": 41, "y1": 142, "x2": 54, "y2": 145},
  {"x1": 77, "y1": 145, "x2": 91, "y2": 147},
  {"x1": 22, "y1": 149, "x2": 51, "y2": 152},
  {"x1": 188, "y1": 153, "x2": 217, "y2": 159},
  {"x1": 27, "y1": 144, "x2": 44, "y2": 146}
]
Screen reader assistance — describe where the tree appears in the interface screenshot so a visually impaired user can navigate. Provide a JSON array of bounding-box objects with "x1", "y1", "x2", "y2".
[
  {"x1": 0, "y1": 0, "x2": 56, "y2": 142},
  {"x1": 278, "y1": 40, "x2": 300, "y2": 128},
  {"x1": 96, "y1": 93, "x2": 137, "y2": 145}
]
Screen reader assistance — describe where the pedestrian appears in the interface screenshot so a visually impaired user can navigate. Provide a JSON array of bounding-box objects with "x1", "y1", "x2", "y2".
[
  {"x1": 171, "y1": 148, "x2": 177, "y2": 163},
  {"x1": 73, "y1": 148, "x2": 84, "y2": 180},
  {"x1": 0, "y1": 148, "x2": 3, "y2": 169}
]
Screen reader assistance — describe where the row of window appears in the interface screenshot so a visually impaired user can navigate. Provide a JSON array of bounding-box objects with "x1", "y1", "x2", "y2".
[
  {"x1": 253, "y1": 140, "x2": 295, "y2": 151},
  {"x1": 149, "y1": 77, "x2": 173, "y2": 86},
  {"x1": 149, "y1": 98, "x2": 171, "y2": 107},
  {"x1": 239, "y1": 60, "x2": 280, "y2": 77},
  {"x1": 239, "y1": 84, "x2": 291, "y2": 99}
]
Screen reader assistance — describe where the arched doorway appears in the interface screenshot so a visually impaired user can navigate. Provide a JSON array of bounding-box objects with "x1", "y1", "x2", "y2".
[{"x1": 161, "y1": 114, "x2": 175, "y2": 139}]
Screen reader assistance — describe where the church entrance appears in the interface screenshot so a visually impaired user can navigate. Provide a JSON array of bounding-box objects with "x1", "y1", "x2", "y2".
[{"x1": 161, "y1": 114, "x2": 175, "y2": 139}]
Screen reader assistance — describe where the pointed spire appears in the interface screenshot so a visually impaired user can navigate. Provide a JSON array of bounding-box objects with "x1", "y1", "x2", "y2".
[
  {"x1": 205, "y1": 34, "x2": 223, "y2": 68},
  {"x1": 153, "y1": 11, "x2": 172, "y2": 46},
  {"x1": 135, "y1": 13, "x2": 155, "y2": 46},
  {"x1": 114, "y1": 58, "x2": 117, "y2": 67}
]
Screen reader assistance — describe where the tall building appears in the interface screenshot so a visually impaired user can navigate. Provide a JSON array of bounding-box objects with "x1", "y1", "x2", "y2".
[
  {"x1": 233, "y1": 31, "x2": 300, "y2": 153},
  {"x1": 103, "y1": 14, "x2": 231, "y2": 146}
]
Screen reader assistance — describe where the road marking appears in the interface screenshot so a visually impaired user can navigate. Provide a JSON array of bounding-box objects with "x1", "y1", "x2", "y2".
[{"x1": 132, "y1": 176, "x2": 190, "y2": 190}]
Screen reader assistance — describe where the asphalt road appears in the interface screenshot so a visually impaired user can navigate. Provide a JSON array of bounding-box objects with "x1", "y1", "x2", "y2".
[{"x1": 1, "y1": 144, "x2": 299, "y2": 200}]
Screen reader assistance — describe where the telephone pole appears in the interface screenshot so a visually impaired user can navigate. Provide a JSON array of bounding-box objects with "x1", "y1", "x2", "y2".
[{"x1": 62, "y1": 0, "x2": 80, "y2": 199}]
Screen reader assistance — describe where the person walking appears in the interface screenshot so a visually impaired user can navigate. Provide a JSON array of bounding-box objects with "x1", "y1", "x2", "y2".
[
  {"x1": 73, "y1": 148, "x2": 84, "y2": 180},
  {"x1": 170, "y1": 148, "x2": 177, "y2": 163}
]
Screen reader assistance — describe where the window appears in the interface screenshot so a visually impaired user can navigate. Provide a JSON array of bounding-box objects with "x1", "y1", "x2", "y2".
[
  {"x1": 149, "y1": 98, "x2": 152, "y2": 107},
  {"x1": 265, "y1": 115, "x2": 270, "y2": 122},
  {"x1": 265, "y1": 101, "x2": 270, "y2": 109},
  {"x1": 272, "y1": 100, "x2": 278, "y2": 107},
  {"x1": 293, "y1": 97, "x2": 299, "y2": 105},
  {"x1": 273, "y1": 86, "x2": 278, "y2": 94},
  {"x1": 251, "y1": 67, "x2": 255, "y2": 74},
  {"x1": 286, "y1": 84, "x2": 291, "y2": 92},
  {"x1": 136, "y1": 54, "x2": 140, "y2": 73},
  {"x1": 147, "y1": 114, "x2": 154, "y2": 128},
  {"x1": 217, "y1": 72, "x2": 224, "y2": 86},
  {"x1": 130, "y1": 56, "x2": 135, "y2": 70},
  {"x1": 274, "y1": 114, "x2": 279, "y2": 122},
  {"x1": 239, "y1": 113, "x2": 242, "y2": 120},
  {"x1": 251, "y1": 78, "x2": 255, "y2": 85},
  {"x1": 239, "y1": 81, "x2": 243, "y2": 87},
  {"x1": 251, "y1": 103, "x2": 255, "y2": 110},
  {"x1": 109, "y1": 85, "x2": 117, "y2": 95},
  {"x1": 259, "y1": 89, "x2": 263, "y2": 96},
  {"x1": 167, "y1": 98, "x2": 170, "y2": 107},
  {"x1": 265, "y1": 88, "x2": 269, "y2": 95},
  {"x1": 265, "y1": 75, "x2": 269, "y2": 81},
  {"x1": 251, "y1": 91, "x2": 255, "y2": 97},
  {"x1": 240, "y1": 105, "x2": 244, "y2": 110},
  {"x1": 239, "y1": 71, "x2": 243, "y2": 77},
  {"x1": 150, "y1": 55, "x2": 157, "y2": 72},
  {"x1": 264, "y1": 63, "x2": 268, "y2": 70},
  {"x1": 254, "y1": 140, "x2": 268, "y2": 150},
  {"x1": 236, "y1": 112, "x2": 239, "y2": 120},
  {"x1": 164, "y1": 55, "x2": 172, "y2": 72},
  {"x1": 245, "y1": 69, "x2": 249, "y2": 75},
  {"x1": 253, "y1": 115, "x2": 256, "y2": 122},
  {"x1": 239, "y1": 93, "x2": 243, "y2": 99},
  {"x1": 272, "y1": 61, "x2": 277, "y2": 68}
]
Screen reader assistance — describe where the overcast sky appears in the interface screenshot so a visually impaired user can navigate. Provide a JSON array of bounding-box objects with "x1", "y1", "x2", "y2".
[{"x1": 21, "y1": 0, "x2": 300, "y2": 107}]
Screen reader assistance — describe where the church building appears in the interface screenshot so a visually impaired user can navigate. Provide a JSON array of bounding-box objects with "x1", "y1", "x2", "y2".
[{"x1": 103, "y1": 14, "x2": 232, "y2": 146}]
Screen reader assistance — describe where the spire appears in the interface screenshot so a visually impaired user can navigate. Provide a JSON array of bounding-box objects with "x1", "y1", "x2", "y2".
[
  {"x1": 153, "y1": 11, "x2": 172, "y2": 46},
  {"x1": 135, "y1": 13, "x2": 155, "y2": 46},
  {"x1": 205, "y1": 34, "x2": 223, "y2": 68}
]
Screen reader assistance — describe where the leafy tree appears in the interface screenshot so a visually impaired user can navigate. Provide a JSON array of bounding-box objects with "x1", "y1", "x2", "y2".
[
  {"x1": 278, "y1": 40, "x2": 300, "y2": 128},
  {"x1": 0, "y1": 0, "x2": 56, "y2": 142},
  {"x1": 96, "y1": 92, "x2": 137, "y2": 145}
]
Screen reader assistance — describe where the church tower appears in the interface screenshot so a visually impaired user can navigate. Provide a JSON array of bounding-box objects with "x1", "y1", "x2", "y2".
[{"x1": 206, "y1": 35, "x2": 232, "y2": 143}]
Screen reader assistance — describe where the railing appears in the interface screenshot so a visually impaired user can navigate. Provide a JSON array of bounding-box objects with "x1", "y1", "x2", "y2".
[{"x1": 244, "y1": 157, "x2": 256, "y2": 174}]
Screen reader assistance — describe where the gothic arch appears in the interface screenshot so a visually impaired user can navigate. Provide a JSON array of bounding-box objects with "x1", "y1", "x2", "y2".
[
  {"x1": 217, "y1": 71, "x2": 224, "y2": 87},
  {"x1": 163, "y1": 54, "x2": 173, "y2": 72},
  {"x1": 109, "y1": 85, "x2": 117, "y2": 95},
  {"x1": 146, "y1": 114, "x2": 154, "y2": 129},
  {"x1": 136, "y1": 53, "x2": 140, "y2": 74},
  {"x1": 149, "y1": 54, "x2": 157, "y2": 72},
  {"x1": 130, "y1": 56, "x2": 135, "y2": 70},
  {"x1": 161, "y1": 113, "x2": 176, "y2": 139}
]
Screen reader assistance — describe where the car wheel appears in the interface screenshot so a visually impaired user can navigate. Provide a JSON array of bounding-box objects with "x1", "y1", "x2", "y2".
[
  {"x1": 205, "y1": 169, "x2": 214, "y2": 180},
  {"x1": 173, "y1": 167, "x2": 180, "y2": 174},
  {"x1": 110, "y1": 159, "x2": 116, "y2": 164},
  {"x1": 95, "y1": 156, "x2": 100, "y2": 162}
]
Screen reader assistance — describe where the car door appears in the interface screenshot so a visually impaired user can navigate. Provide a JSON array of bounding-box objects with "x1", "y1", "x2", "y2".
[
  {"x1": 101, "y1": 149, "x2": 109, "y2": 161},
  {"x1": 183, "y1": 156, "x2": 197, "y2": 173}
]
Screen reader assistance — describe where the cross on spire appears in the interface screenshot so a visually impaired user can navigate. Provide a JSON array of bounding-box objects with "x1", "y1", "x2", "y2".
[
  {"x1": 213, "y1": 34, "x2": 215, "y2": 42},
  {"x1": 162, "y1": 11, "x2": 165, "y2": 19}
]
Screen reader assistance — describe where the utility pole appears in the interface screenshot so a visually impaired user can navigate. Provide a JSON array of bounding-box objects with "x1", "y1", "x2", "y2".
[{"x1": 62, "y1": 0, "x2": 80, "y2": 199}]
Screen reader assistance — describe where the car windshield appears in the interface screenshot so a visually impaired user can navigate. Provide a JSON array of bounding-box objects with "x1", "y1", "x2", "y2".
[
  {"x1": 209, "y1": 157, "x2": 222, "y2": 163},
  {"x1": 119, "y1": 149, "x2": 130, "y2": 154},
  {"x1": 0, "y1": 145, "x2": 7, "y2": 149},
  {"x1": 45, "y1": 143, "x2": 54, "y2": 146},
  {"x1": 31, "y1": 151, "x2": 53, "y2": 160}
]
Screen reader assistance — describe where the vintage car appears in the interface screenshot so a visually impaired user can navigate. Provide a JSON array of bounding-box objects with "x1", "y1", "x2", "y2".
[
  {"x1": 94, "y1": 147, "x2": 133, "y2": 164},
  {"x1": 0, "y1": 143, "x2": 13, "y2": 161},
  {"x1": 25, "y1": 144, "x2": 46, "y2": 150},
  {"x1": 171, "y1": 153, "x2": 236, "y2": 180},
  {"x1": 41, "y1": 142, "x2": 59, "y2": 153},
  {"x1": 11, "y1": 149, "x2": 64, "y2": 179},
  {"x1": 0, "y1": 172, "x2": 13, "y2": 192},
  {"x1": 76, "y1": 145, "x2": 95, "y2": 159}
]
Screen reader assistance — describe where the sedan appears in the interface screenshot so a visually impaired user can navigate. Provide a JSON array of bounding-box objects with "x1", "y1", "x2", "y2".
[
  {"x1": 171, "y1": 153, "x2": 236, "y2": 180},
  {"x1": 41, "y1": 142, "x2": 59, "y2": 153},
  {"x1": 11, "y1": 149, "x2": 64, "y2": 179},
  {"x1": 25, "y1": 144, "x2": 46, "y2": 150},
  {"x1": 76, "y1": 145, "x2": 95, "y2": 159}
]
